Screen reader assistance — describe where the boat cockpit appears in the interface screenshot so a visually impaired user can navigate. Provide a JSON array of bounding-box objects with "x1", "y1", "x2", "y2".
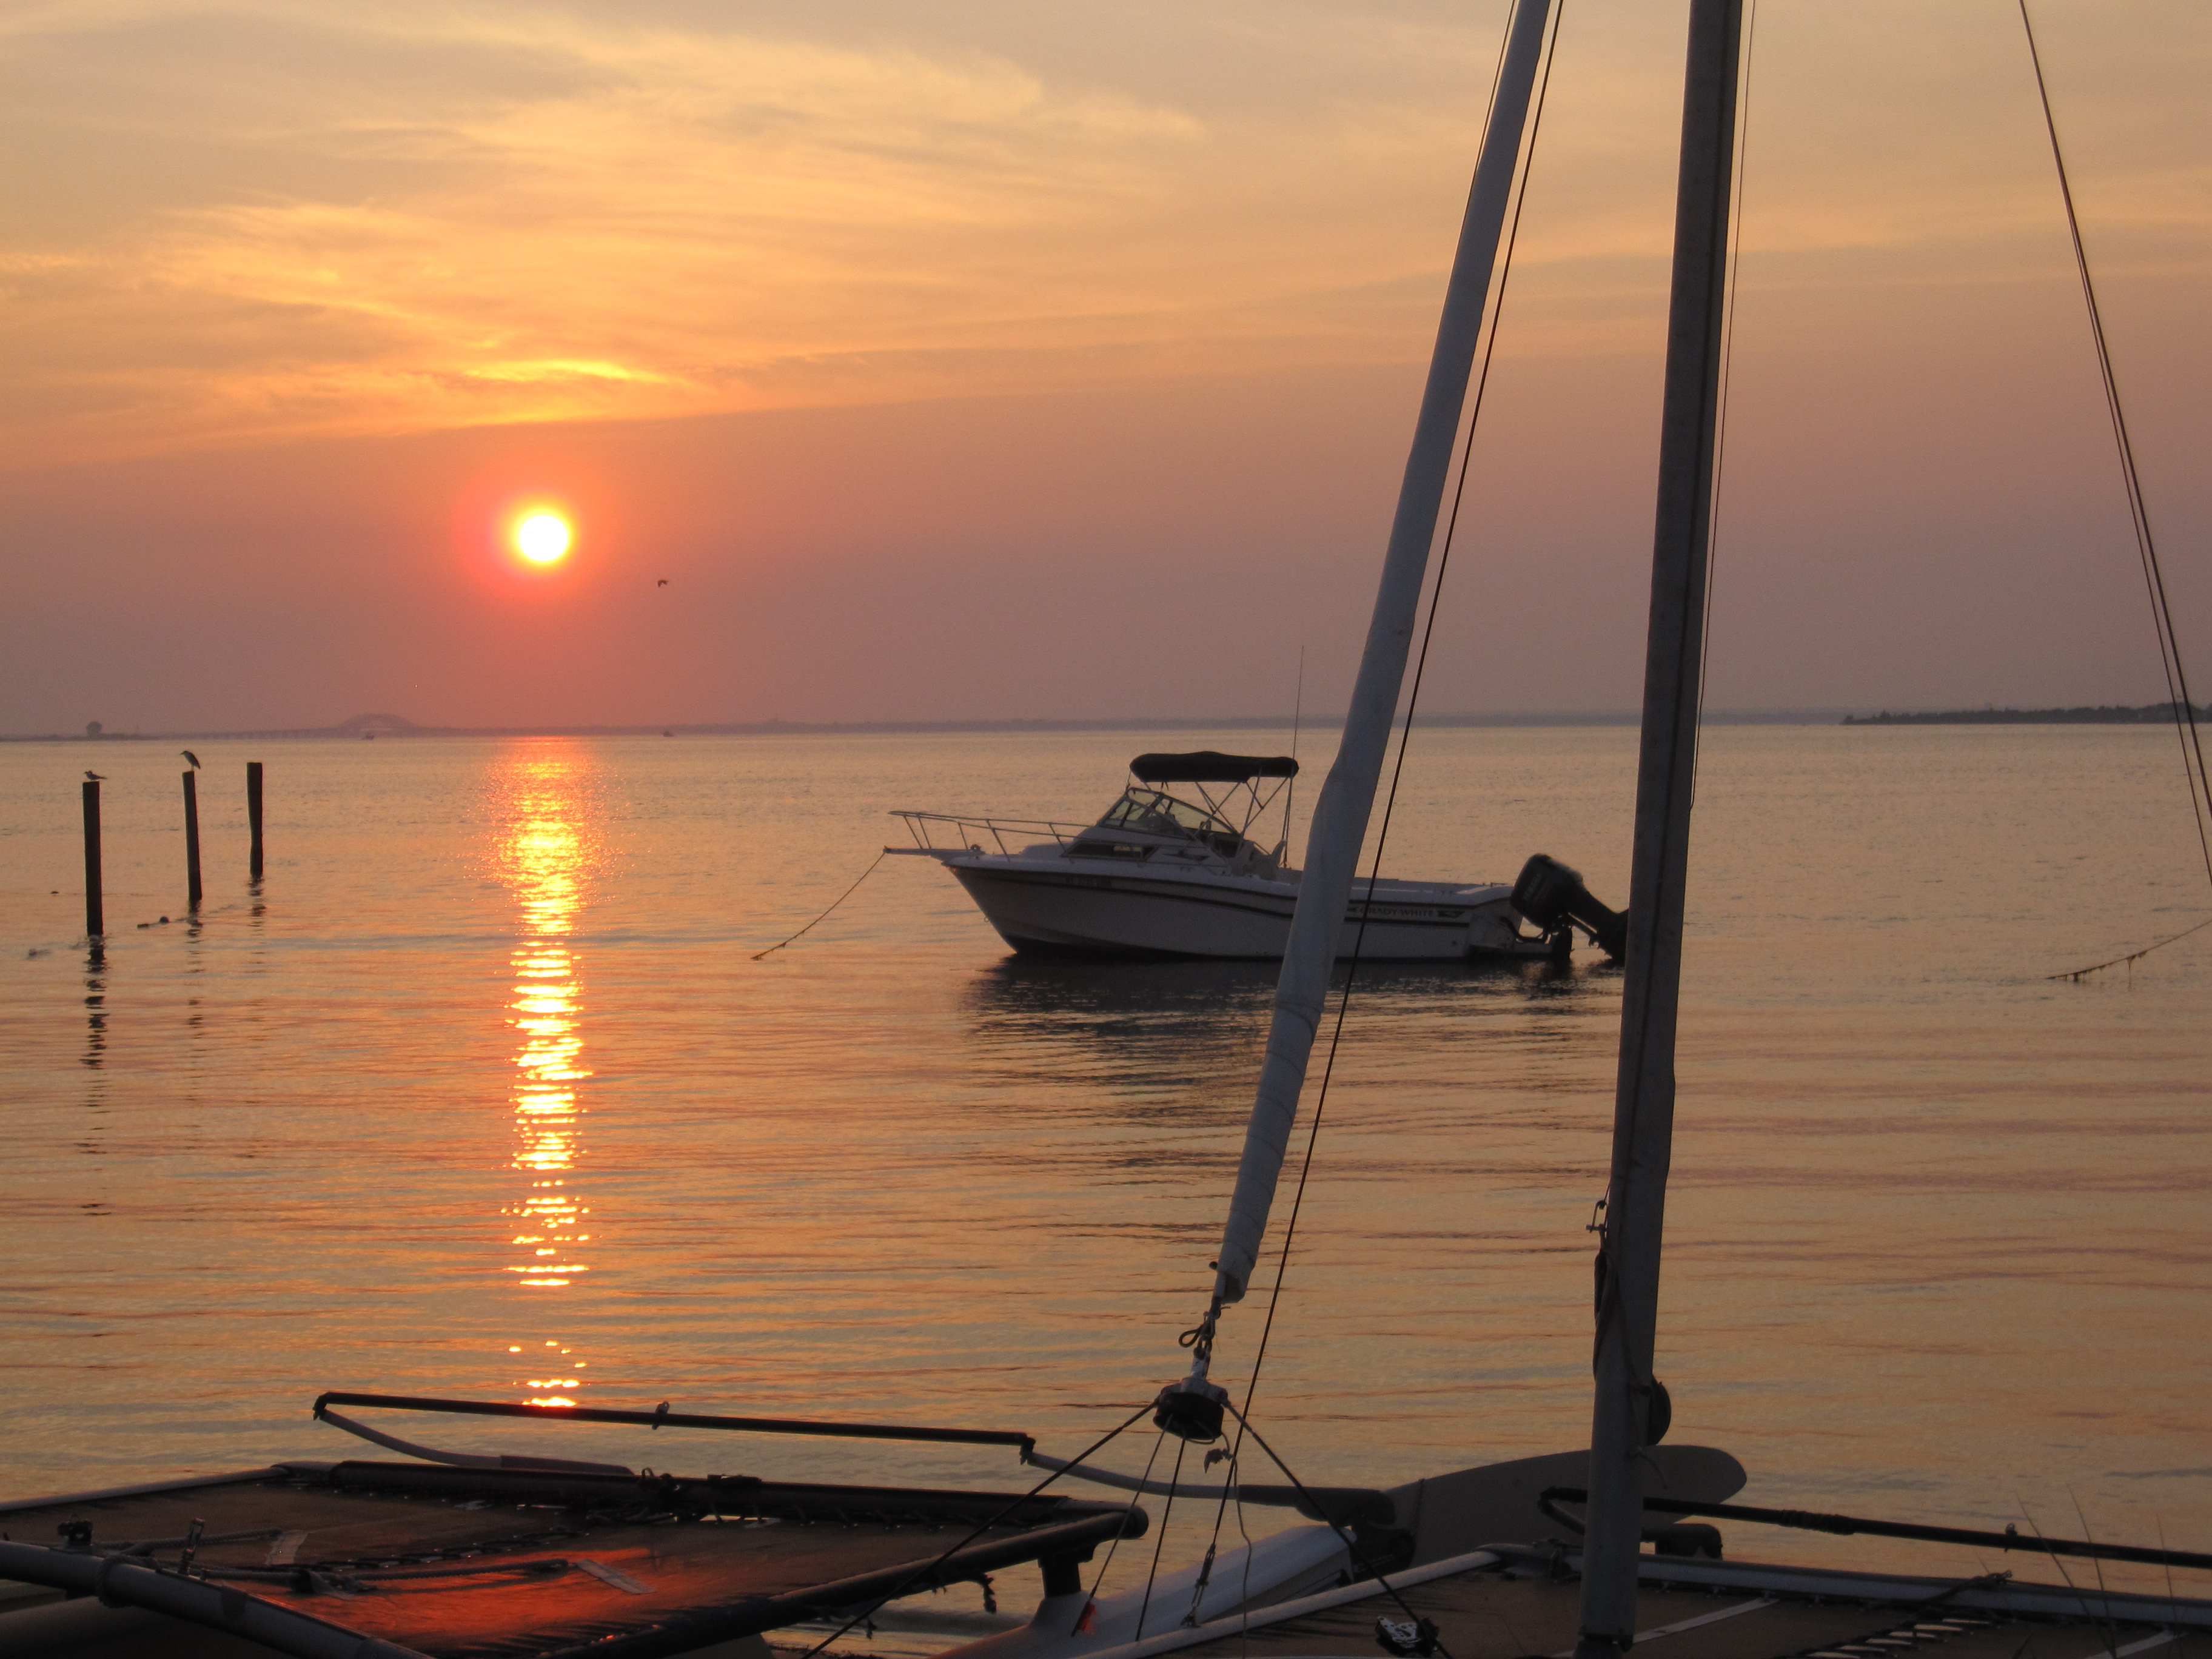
[
  {"x1": 1062, "y1": 752, "x2": 1300, "y2": 875},
  {"x1": 1070, "y1": 788, "x2": 1255, "y2": 865},
  {"x1": 1092, "y1": 788, "x2": 1244, "y2": 853}
]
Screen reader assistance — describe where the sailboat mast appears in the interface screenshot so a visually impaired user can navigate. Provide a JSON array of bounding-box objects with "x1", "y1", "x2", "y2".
[
  {"x1": 1571, "y1": 1, "x2": 1742, "y2": 1654},
  {"x1": 1178, "y1": 0, "x2": 1554, "y2": 1382}
]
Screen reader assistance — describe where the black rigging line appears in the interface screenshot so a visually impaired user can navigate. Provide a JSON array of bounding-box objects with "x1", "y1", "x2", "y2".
[
  {"x1": 1285, "y1": 646, "x2": 1305, "y2": 866},
  {"x1": 2019, "y1": 2, "x2": 2212, "y2": 963},
  {"x1": 1227, "y1": 0, "x2": 1569, "y2": 1442},
  {"x1": 1074, "y1": 1427, "x2": 1167, "y2": 1635},
  {"x1": 1693, "y1": 0, "x2": 1760, "y2": 793},
  {"x1": 1223, "y1": 1402, "x2": 1453, "y2": 1658},
  {"x1": 793, "y1": 1402, "x2": 1151, "y2": 1659},
  {"x1": 1131, "y1": 1435, "x2": 1188, "y2": 1640}
]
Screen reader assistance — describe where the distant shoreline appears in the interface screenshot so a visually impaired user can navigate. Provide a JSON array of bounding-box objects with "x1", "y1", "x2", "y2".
[
  {"x1": 6, "y1": 709, "x2": 1854, "y2": 742},
  {"x1": 10, "y1": 704, "x2": 2197, "y2": 742},
  {"x1": 1840, "y1": 702, "x2": 2206, "y2": 726}
]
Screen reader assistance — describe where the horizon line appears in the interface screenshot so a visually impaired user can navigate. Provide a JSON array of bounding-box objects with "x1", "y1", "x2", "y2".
[{"x1": 5, "y1": 705, "x2": 2151, "y2": 743}]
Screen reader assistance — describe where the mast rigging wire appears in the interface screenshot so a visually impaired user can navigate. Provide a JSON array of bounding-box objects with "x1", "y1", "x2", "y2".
[
  {"x1": 1224, "y1": 0, "x2": 1569, "y2": 1439},
  {"x1": 1131, "y1": 1436, "x2": 1188, "y2": 1641},
  {"x1": 1185, "y1": 25, "x2": 1566, "y2": 1627},
  {"x1": 1692, "y1": 0, "x2": 1760, "y2": 789},
  {"x1": 791, "y1": 1401, "x2": 1153, "y2": 1659},
  {"x1": 2019, "y1": 1, "x2": 2212, "y2": 977},
  {"x1": 1285, "y1": 646, "x2": 1305, "y2": 867},
  {"x1": 1221, "y1": 1401, "x2": 1452, "y2": 1658},
  {"x1": 1078, "y1": 1429, "x2": 1168, "y2": 1635}
]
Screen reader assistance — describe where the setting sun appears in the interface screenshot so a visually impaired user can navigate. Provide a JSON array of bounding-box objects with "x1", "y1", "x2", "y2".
[{"x1": 515, "y1": 512, "x2": 572, "y2": 565}]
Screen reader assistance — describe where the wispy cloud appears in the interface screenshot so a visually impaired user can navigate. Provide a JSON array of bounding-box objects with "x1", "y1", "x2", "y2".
[
  {"x1": 4, "y1": 4, "x2": 1236, "y2": 458},
  {"x1": 2, "y1": 0, "x2": 2205, "y2": 466}
]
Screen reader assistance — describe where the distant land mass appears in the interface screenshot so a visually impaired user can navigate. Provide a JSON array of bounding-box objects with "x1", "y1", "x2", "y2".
[
  {"x1": 1841, "y1": 702, "x2": 2207, "y2": 726},
  {"x1": 14, "y1": 706, "x2": 2203, "y2": 741},
  {"x1": 9, "y1": 709, "x2": 1863, "y2": 742}
]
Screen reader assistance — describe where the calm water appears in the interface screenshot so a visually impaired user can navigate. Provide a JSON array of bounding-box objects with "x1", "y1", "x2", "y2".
[{"x1": 2, "y1": 725, "x2": 2208, "y2": 1598}]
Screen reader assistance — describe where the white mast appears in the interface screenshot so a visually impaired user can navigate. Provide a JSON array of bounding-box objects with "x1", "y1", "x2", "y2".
[{"x1": 1160, "y1": 0, "x2": 1555, "y2": 1436}]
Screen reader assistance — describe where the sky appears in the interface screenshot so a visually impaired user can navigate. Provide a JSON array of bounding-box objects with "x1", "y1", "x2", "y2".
[{"x1": 2, "y1": 0, "x2": 2208, "y2": 733}]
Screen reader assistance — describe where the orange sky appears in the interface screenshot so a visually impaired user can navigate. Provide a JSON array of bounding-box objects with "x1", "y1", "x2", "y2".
[{"x1": 2, "y1": 0, "x2": 2207, "y2": 731}]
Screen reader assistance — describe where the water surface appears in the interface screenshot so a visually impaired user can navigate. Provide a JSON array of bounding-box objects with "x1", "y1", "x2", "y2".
[{"x1": 2, "y1": 725, "x2": 2207, "y2": 1597}]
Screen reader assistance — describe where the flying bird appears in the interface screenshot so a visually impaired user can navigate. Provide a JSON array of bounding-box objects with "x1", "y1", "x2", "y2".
[
  {"x1": 84, "y1": 770, "x2": 106, "y2": 781},
  {"x1": 656, "y1": 579, "x2": 669, "y2": 588},
  {"x1": 181, "y1": 749, "x2": 201, "y2": 769}
]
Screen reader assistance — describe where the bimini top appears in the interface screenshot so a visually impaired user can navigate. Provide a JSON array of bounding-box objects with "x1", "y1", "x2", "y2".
[{"x1": 1130, "y1": 751, "x2": 1299, "y2": 783}]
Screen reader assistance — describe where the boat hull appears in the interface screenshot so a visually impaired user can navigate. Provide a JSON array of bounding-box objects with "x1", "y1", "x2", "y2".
[{"x1": 947, "y1": 857, "x2": 1543, "y2": 961}]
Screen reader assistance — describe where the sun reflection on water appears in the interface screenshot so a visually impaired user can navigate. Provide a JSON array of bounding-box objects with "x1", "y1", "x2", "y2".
[{"x1": 490, "y1": 745, "x2": 604, "y2": 1404}]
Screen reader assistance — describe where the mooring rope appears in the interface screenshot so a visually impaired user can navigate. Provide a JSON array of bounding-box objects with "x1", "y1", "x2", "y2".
[
  {"x1": 2021, "y1": 1, "x2": 2212, "y2": 980},
  {"x1": 2049, "y1": 914, "x2": 2212, "y2": 984},
  {"x1": 753, "y1": 850, "x2": 887, "y2": 961}
]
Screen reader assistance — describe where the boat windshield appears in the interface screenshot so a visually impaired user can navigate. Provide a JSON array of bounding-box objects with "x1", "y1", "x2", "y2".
[{"x1": 1096, "y1": 788, "x2": 1233, "y2": 840}]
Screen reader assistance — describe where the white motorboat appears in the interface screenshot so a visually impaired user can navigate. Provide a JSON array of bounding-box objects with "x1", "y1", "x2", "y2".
[{"x1": 890, "y1": 750, "x2": 1624, "y2": 963}]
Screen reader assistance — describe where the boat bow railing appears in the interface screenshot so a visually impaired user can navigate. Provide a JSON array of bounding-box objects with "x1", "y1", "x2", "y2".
[{"x1": 890, "y1": 809, "x2": 1092, "y2": 857}]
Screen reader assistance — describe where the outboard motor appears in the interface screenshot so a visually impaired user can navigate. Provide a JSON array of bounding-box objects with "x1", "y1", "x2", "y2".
[{"x1": 1510, "y1": 854, "x2": 1627, "y2": 961}]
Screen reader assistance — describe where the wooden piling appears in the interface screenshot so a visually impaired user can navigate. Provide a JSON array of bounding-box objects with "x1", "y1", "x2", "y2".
[
  {"x1": 82, "y1": 780, "x2": 104, "y2": 940},
  {"x1": 247, "y1": 760, "x2": 264, "y2": 880},
  {"x1": 183, "y1": 770, "x2": 203, "y2": 910}
]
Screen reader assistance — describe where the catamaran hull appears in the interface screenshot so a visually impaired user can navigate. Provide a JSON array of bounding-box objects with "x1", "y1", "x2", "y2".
[{"x1": 947, "y1": 860, "x2": 1544, "y2": 961}]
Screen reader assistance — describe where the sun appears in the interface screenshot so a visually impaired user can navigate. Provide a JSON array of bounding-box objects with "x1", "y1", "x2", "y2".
[{"x1": 514, "y1": 512, "x2": 572, "y2": 565}]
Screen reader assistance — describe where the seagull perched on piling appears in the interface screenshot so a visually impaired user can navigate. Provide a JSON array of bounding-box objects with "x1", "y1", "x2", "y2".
[
  {"x1": 181, "y1": 749, "x2": 201, "y2": 769},
  {"x1": 84, "y1": 770, "x2": 106, "y2": 781}
]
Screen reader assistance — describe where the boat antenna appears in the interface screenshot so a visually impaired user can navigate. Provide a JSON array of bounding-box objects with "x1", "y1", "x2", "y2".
[
  {"x1": 1571, "y1": 0, "x2": 1743, "y2": 1653},
  {"x1": 1153, "y1": 0, "x2": 1558, "y2": 1446}
]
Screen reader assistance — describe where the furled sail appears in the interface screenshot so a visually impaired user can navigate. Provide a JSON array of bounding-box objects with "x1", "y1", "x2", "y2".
[{"x1": 1162, "y1": 0, "x2": 1560, "y2": 1432}]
